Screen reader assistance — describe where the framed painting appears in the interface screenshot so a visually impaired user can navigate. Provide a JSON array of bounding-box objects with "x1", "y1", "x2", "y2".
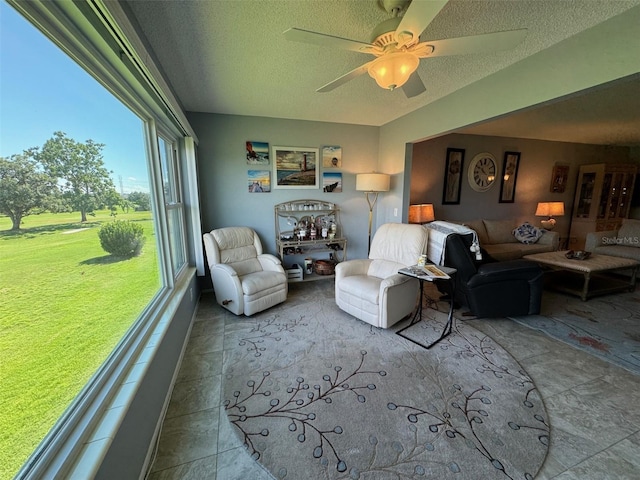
[
  {"x1": 442, "y1": 148, "x2": 465, "y2": 205},
  {"x1": 322, "y1": 172, "x2": 342, "y2": 192},
  {"x1": 272, "y1": 146, "x2": 319, "y2": 189},
  {"x1": 550, "y1": 164, "x2": 570, "y2": 193},
  {"x1": 247, "y1": 170, "x2": 270, "y2": 192},
  {"x1": 246, "y1": 141, "x2": 269, "y2": 165},
  {"x1": 322, "y1": 145, "x2": 342, "y2": 168},
  {"x1": 499, "y1": 151, "x2": 521, "y2": 203}
]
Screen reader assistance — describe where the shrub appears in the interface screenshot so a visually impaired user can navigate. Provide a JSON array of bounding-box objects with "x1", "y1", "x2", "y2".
[{"x1": 98, "y1": 220, "x2": 145, "y2": 257}]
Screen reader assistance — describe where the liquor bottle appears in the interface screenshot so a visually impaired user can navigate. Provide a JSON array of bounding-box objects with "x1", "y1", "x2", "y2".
[{"x1": 310, "y1": 217, "x2": 317, "y2": 240}]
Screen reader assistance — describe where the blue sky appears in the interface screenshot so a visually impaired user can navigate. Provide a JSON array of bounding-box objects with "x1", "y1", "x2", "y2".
[{"x1": 0, "y1": 2, "x2": 149, "y2": 194}]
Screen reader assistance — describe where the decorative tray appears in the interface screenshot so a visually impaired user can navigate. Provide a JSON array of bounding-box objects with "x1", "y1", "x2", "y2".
[{"x1": 565, "y1": 250, "x2": 591, "y2": 260}]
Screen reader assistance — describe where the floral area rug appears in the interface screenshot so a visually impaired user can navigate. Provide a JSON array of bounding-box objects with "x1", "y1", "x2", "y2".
[
  {"x1": 222, "y1": 282, "x2": 549, "y2": 479},
  {"x1": 510, "y1": 288, "x2": 640, "y2": 376}
]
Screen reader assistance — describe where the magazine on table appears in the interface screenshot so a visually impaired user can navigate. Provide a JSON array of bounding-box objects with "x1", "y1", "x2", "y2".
[{"x1": 406, "y1": 264, "x2": 450, "y2": 279}]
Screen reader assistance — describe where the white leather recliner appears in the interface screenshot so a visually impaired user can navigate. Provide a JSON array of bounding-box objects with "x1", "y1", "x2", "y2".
[
  {"x1": 203, "y1": 227, "x2": 287, "y2": 316},
  {"x1": 335, "y1": 223, "x2": 429, "y2": 328}
]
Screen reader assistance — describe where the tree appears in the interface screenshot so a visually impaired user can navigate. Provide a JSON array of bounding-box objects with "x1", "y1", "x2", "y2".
[
  {"x1": 0, "y1": 153, "x2": 58, "y2": 230},
  {"x1": 36, "y1": 131, "x2": 115, "y2": 222},
  {"x1": 103, "y1": 189, "x2": 123, "y2": 217},
  {"x1": 120, "y1": 198, "x2": 134, "y2": 213},
  {"x1": 128, "y1": 191, "x2": 151, "y2": 211}
]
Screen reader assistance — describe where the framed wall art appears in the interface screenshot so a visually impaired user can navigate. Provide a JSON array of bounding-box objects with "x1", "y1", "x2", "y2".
[
  {"x1": 498, "y1": 151, "x2": 521, "y2": 203},
  {"x1": 442, "y1": 148, "x2": 465, "y2": 205},
  {"x1": 272, "y1": 146, "x2": 319, "y2": 189},
  {"x1": 322, "y1": 145, "x2": 342, "y2": 168},
  {"x1": 550, "y1": 164, "x2": 570, "y2": 193},
  {"x1": 322, "y1": 171, "x2": 342, "y2": 192},
  {"x1": 246, "y1": 141, "x2": 269, "y2": 165},
  {"x1": 248, "y1": 170, "x2": 270, "y2": 192}
]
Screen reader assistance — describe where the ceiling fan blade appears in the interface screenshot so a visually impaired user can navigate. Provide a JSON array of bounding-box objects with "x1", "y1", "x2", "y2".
[
  {"x1": 426, "y1": 29, "x2": 528, "y2": 57},
  {"x1": 402, "y1": 72, "x2": 426, "y2": 98},
  {"x1": 395, "y1": 0, "x2": 448, "y2": 45},
  {"x1": 316, "y1": 61, "x2": 374, "y2": 93},
  {"x1": 283, "y1": 28, "x2": 375, "y2": 54}
]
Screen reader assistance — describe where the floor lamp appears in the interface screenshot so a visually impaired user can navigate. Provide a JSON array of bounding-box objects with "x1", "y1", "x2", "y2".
[{"x1": 356, "y1": 173, "x2": 390, "y2": 253}]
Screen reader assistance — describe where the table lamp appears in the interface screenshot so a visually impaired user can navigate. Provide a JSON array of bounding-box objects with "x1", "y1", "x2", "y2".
[
  {"x1": 535, "y1": 201, "x2": 565, "y2": 229},
  {"x1": 408, "y1": 204, "x2": 435, "y2": 224}
]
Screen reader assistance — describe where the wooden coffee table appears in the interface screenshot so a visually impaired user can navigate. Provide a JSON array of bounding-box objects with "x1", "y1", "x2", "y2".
[{"x1": 523, "y1": 251, "x2": 638, "y2": 301}]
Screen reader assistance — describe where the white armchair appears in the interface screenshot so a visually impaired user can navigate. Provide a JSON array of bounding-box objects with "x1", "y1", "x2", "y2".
[
  {"x1": 203, "y1": 227, "x2": 287, "y2": 316},
  {"x1": 335, "y1": 223, "x2": 429, "y2": 328}
]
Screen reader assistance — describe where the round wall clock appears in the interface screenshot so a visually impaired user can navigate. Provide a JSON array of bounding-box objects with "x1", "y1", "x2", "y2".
[{"x1": 468, "y1": 152, "x2": 497, "y2": 192}]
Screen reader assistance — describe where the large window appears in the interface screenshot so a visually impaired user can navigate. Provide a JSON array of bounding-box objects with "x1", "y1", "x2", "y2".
[{"x1": 0, "y1": 1, "x2": 196, "y2": 478}]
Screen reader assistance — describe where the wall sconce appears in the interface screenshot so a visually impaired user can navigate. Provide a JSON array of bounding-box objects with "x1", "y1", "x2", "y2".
[
  {"x1": 356, "y1": 173, "x2": 391, "y2": 252},
  {"x1": 535, "y1": 201, "x2": 565, "y2": 230},
  {"x1": 408, "y1": 204, "x2": 435, "y2": 224}
]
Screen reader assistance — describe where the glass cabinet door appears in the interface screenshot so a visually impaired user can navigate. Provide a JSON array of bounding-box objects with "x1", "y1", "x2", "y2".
[
  {"x1": 606, "y1": 173, "x2": 622, "y2": 220},
  {"x1": 576, "y1": 172, "x2": 596, "y2": 218},
  {"x1": 617, "y1": 173, "x2": 634, "y2": 219},
  {"x1": 597, "y1": 173, "x2": 612, "y2": 219}
]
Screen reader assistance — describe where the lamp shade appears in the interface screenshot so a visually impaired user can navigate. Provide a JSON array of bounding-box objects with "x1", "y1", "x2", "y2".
[
  {"x1": 408, "y1": 204, "x2": 435, "y2": 224},
  {"x1": 367, "y1": 52, "x2": 420, "y2": 90},
  {"x1": 535, "y1": 202, "x2": 565, "y2": 217},
  {"x1": 356, "y1": 173, "x2": 390, "y2": 192}
]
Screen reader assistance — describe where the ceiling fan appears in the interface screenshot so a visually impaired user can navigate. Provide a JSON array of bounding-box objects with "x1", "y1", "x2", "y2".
[{"x1": 284, "y1": 0, "x2": 527, "y2": 98}]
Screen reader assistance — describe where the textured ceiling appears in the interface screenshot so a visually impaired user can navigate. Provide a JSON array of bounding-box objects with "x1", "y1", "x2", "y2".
[
  {"x1": 123, "y1": 0, "x2": 640, "y2": 146},
  {"x1": 457, "y1": 75, "x2": 640, "y2": 146}
]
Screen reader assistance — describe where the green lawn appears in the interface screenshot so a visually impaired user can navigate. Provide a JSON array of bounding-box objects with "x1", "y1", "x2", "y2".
[{"x1": 0, "y1": 210, "x2": 160, "y2": 479}]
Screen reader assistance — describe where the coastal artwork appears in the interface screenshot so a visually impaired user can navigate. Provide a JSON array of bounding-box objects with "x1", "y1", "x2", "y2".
[
  {"x1": 322, "y1": 172, "x2": 342, "y2": 193},
  {"x1": 322, "y1": 145, "x2": 342, "y2": 168},
  {"x1": 246, "y1": 141, "x2": 269, "y2": 165},
  {"x1": 272, "y1": 146, "x2": 319, "y2": 189},
  {"x1": 248, "y1": 170, "x2": 270, "y2": 193}
]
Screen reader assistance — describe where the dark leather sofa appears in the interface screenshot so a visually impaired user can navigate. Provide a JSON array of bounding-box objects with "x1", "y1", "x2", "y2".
[{"x1": 443, "y1": 233, "x2": 544, "y2": 318}]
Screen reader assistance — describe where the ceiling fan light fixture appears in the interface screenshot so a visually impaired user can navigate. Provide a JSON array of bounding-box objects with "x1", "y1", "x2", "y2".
[{"x1": 367, "y1": 52, "x2": 419, "y2": 90}]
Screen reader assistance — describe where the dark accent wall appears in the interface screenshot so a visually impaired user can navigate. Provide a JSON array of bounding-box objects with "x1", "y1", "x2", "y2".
[{"x1": 410, "y1": 133, "x2": 635, "y2": 239}]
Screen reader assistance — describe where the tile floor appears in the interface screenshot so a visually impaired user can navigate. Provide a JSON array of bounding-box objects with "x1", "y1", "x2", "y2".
[{"x1": 147, "y1": 282, "x2": 640, "y2": 479}]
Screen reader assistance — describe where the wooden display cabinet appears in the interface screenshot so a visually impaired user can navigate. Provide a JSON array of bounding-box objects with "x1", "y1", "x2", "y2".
[{"x1": 570, "y1": 163, "x2": 637, "y2": 249}]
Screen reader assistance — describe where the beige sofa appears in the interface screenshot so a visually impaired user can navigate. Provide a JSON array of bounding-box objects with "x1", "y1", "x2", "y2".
[
  {"x1": 462, "y1": 219, "x2": 559, "y2": 261},
  {"x1": 585, "y1": 218, "x2": 640, "y2": 261}
]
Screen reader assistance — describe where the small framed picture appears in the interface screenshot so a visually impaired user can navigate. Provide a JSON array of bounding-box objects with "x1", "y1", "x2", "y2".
[
  {"x1": 322, "y1": 172, "x2": 342, "y2": 192},
  {"x1": 442, "y1": 148, "x2": 465, "y2": 205},
  {"x1": 322, "y1": 146, "x2": 342, "y2": 168},
  {"x1": 246, "y1": 141, "x2": 269, "y2": 165},
  {"x1": 248, "y1": 170, "x2": 270, "y2": 192},
  {"x1": 550, "y1": 165, "x2": 569, "y2": 193},
  {"x1": 272, "y1": 146, "x2": 319, "y2": 189},
  {"x1": 499, "y1": 151, "x2": 521, "y2": 203}
]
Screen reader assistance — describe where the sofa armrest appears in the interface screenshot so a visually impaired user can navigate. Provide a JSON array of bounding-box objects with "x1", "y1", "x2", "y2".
[
  {"x1": 585, "y1": 230, "x2": 618, "y2": 251},
  {"x1": 538, "y1": 230, "x2": 559, "y2": 249}
]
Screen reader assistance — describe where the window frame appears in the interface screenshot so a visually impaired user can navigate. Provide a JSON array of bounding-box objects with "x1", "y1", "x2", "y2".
[{"x1": 157, "y1": 132, "x2": 189, "y2": 277}]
